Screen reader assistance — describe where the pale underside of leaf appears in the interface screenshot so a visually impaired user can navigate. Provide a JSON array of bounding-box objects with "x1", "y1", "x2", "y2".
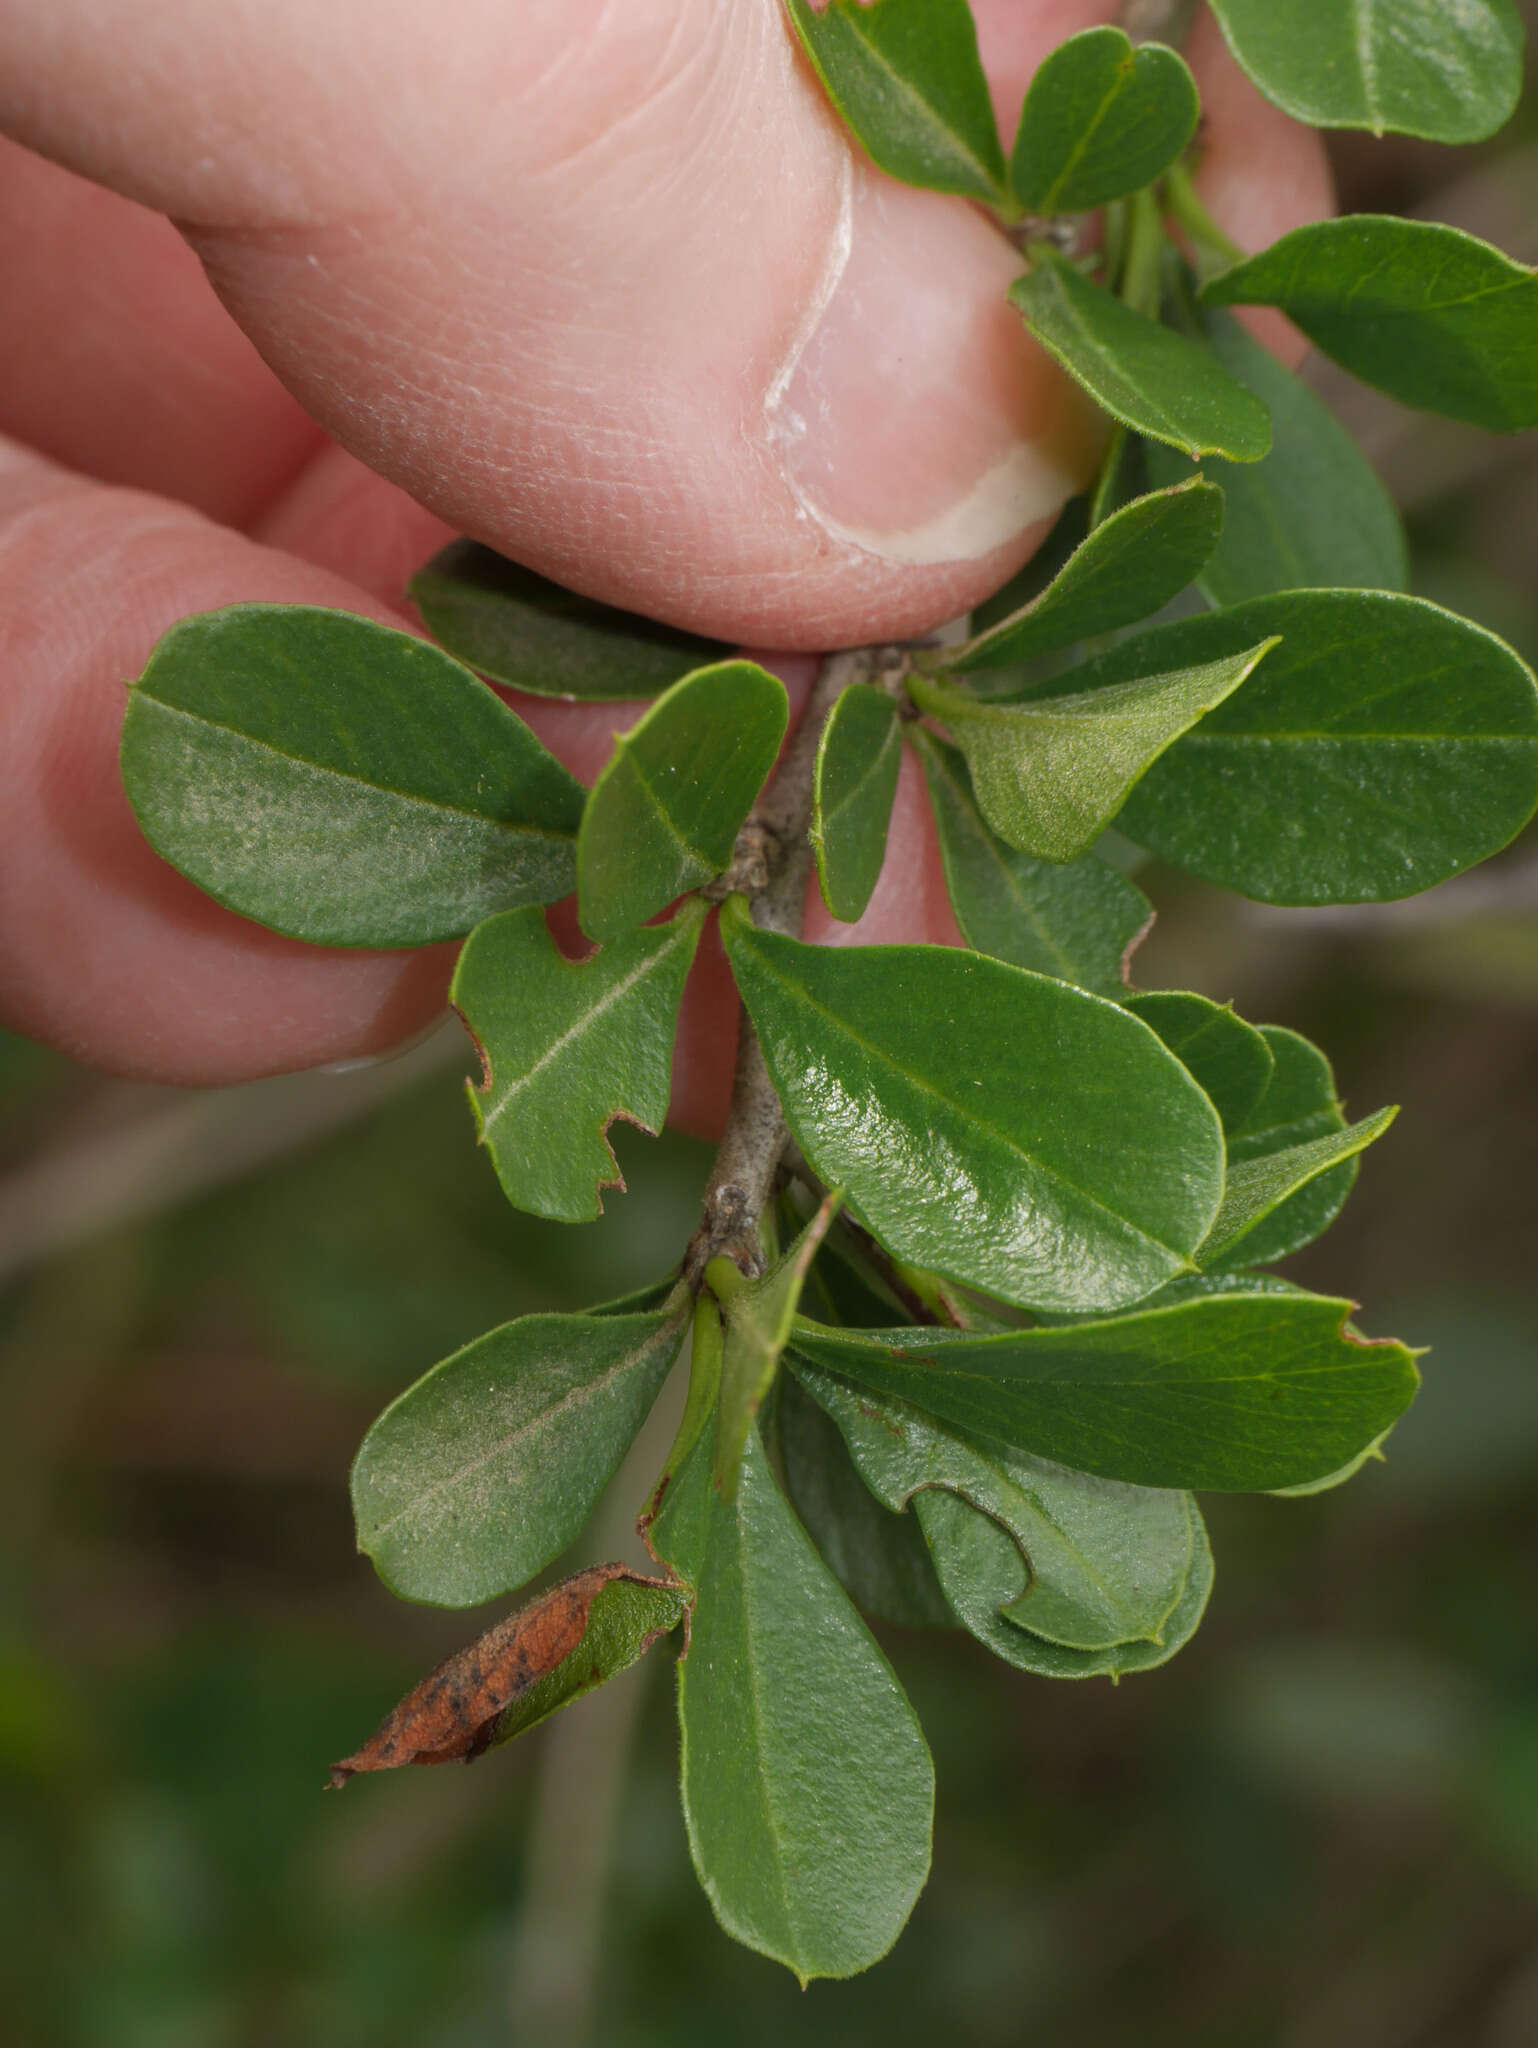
[{"x1": 127, "y1": 701, "x2": 576, "y2": 945}]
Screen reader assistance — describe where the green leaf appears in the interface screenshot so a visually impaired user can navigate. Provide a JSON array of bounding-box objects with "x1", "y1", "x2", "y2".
[
  {"x1": 1062, "y1": 592, "x2": 1538, "y2": 903},
  {"x1": 1202, "y1": 1106, "x2": 1397, "y2": 1264},
  {"x1": 789, "y1": 1291, "x2": 1421, "y2": 1491},
  {"x1": 911, "y1": 639, "x2": 1276, "y2": 862},
  {"x1": 784, "y1": 0, "x2": 1009, "y2": 207},
  {"x1": 352, "y1": 1308, "x2": 686, "y2": 1606},
  {"x1": 811, "y1": 685, "x2": 903, "y2": 923},
  {"x1": 1123, "y1": 991, "x2": 1274, "y2": 1136},
  {"x1": 1205, "y1": 1026, "x2": 1359, "y2": 1270},
  {"x1": 485, "y1": 1575, "x2": 689, "y2": 1749},
  {"x1": 1010, "y1": 25, "x2": 1199, "y2": 214},
  {"x1": 967, "y1": 495, "x2": 1091, "y2": 639},
  {"x1": 1202, "y1": 218, "x2": 1538, "y2": 434},
  {"x1": 577, "y1": 660, "x2": 788, "y2": 941},
  {"x1": 779, "y1": 1372, "x2": 956, "y2": 1630},
  {"x1": 916, "y1": 731, "x2": 1151, "y2": 994},
  {"x1": 1268, "y1": 1436, "x2": 1389, "y2": 1499},
  {"x1": 643, "y1": 1293, "x2": 727, "y2": 1577},
  {"x1": 712, "y1": 1193, "x2": 842, "y2": 1499},
  {"x1": 792, "y1": 1359, "x2": 1195, "y2": 1652},
  {"x1": 120, "y1": 605, "x2": 585, "y2": 947},
  {"x1": 943, "y1": 479, "x2": 1225, "y2": 671},
  {"x1": 915, "y1": 1487, "x2": 1214, "y2": 1678},
  {"x1": 452, "y1": 901, "x2": 706, "y2": 1223},
  {"x1": 721, "y1": 897, "x2": 1224, "y2": 1313},
  {"x1": 1143, "y1": 309, "x2": 1408, "y2": 605},
  {"x1": 408, "y1": 540, "x2": 729, "y2": 701},
  {"x1": 1010, "y1": 248, "x2": 1272, "y2": 461},
  {"x1": 1206, "y1": 0, "x2": 1524, "y2": 144},
  {"x1": 654, "y1": 1427, "x2": 933, "y2": 1981}
]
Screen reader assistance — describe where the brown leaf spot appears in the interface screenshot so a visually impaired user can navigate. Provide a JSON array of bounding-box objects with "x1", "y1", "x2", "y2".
[{"x1": 327, "y1": 1563, "x2": 647, "y2": 1789}]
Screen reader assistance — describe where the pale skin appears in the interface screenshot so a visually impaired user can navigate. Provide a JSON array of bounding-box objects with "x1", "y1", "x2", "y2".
[{"x1": 0, "y1": 0, "x2": 1331, "y2": 1130}]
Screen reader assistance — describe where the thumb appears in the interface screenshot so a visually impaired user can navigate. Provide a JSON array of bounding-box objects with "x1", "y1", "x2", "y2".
[{"x1": 0, "y1": 0, "x2": 1100, "y2": 647}]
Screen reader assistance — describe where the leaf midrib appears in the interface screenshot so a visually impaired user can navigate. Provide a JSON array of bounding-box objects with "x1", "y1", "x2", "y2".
[
  {"x1": 1035, "y1": 54, "x2": 1129, "y2": 213},
  {"x1": 478, "y1": 929, "x2": 688, "y2": 1134},
  {"x1": 141, "y1": 695, "x2": 574, "y2": 838},
  {"x1": 363, "y1": 1321, "x2": 676, "y2": 1544},
  {"x1": 829, "y1": 2, "x2": 1005, "y2": 196},
  {"x1": 740, "y1": 933, "x2": 1206, "y2": 1262}
]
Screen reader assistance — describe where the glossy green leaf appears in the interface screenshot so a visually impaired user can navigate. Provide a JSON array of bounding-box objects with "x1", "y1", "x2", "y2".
[
  {"x1": 811, "y1": 685, "x2": 903, "y2": 923},
  {"x1": 408, "y1": 540, "x2": 729, "y2": 701},
  {"x1": 916, "y1": 1486, "x2": 1214, "y2": 1678},
  {"x1": 712, "y1": 1194, "x2": 841, "y2": 1498},
  {"x1": 1206, "y1": 0, "x2": 1524, "y2": 144},
  {"x1": 789, "y1": 1291, "x2": 1421, "y2": 1492},
  {"x1": 911, "y1": 639, "x2": 1276, "y2": 862},
  {"x1": 486, "y1": 1575, "x2": 689, "y2": 1749},
  {"x1": 352, "y1": 1308, "x2": 686, "y2": 1606},
  {"x1": 1143, "y1": 310, "x2": 1408, "y2": 604},
  {"x1": 452, "y1": 901, "x2": 705, "y2": 1223},
  {"x1": 653, "y1": 1427, "x2": 933, "y2": 1981},
  {"x1": 916, "y1": 732, "x2": 1150, "y2": 994},
  {"x1": 784, "y1": 0, "x2": 1009, "y2": 206},
  {"x1": 1010, "y1": 248, "x2": 1271, "y2": 461},
  {"x1": 721, "y1": 897, "x2": 1224, "y2": 1313},
  {"x1": 944, "y1": 480, "x2": 1224, "y2": 671},
  {"x1": 1063, "y1": 592, "x2": 1538, "y2": 903},
  {"x1": 1203, "y1": 218, "x2": 1538, "y2": 434},
  {"x1": 120, "y1": 605, "x2": 585, "y2": 947},
  {"x1": 1010, "y1": 25, "x2": 1199, "y2": 214},
  {"x1": 577, "y1": 661, "x2": 788, "y2": 941},
  {"x1": 1123, "y1": 991, "x2": 1274, "y2": 1136},
  {"x1": 779, "y1": 1372, "x2": 956, "y2": 1630},
  {"x1": 792, "y1": 1359, "x2": 1194, "y2": 1652},
  {"x1": 1203, "y1": 1106, "x2": 1397, "y2": 1264},
  {"x1": 1205, "y1": 1026, "x2": 1359, "y2": 1270}
]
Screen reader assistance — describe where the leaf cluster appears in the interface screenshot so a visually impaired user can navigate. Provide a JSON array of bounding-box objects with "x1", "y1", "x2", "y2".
[{"x1": 113, "y1": 0, "x2": 1538, "y2": 1986}]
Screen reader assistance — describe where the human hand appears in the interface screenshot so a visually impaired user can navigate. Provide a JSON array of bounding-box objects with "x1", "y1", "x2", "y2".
[{"x1": 0, "y1": 0, "x2": 1329, "y2": 1124}]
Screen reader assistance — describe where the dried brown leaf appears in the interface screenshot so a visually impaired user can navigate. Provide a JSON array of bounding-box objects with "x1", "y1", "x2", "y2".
[{"x1": 327, "y1": 1563, "x2": 678, "y2": 1787}]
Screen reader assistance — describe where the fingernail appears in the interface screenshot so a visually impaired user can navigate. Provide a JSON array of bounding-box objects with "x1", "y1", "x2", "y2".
[
  {"x1": 319, "y1": 1012, "x2": 455, "y2": 1076},
  {"x1": 766, "y1": 159, "x2": 1101, "y2": 567}
]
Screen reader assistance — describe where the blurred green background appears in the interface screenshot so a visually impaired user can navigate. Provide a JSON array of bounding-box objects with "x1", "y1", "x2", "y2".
[{"x1": 7, "y1": 75, "x2": 1538, "y2": 2048}]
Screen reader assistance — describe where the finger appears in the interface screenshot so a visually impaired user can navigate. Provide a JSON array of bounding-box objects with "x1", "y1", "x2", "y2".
[
  {"x1": 0, "y1": 439, "x2": 862, "y2": 1127},
  {"x1": 0, "y1": 441, "x2": 454, "y2": 1085},
  {"x1": 0, "y1": 1, "x2": 1127, "y2": 648},
  {"x1": 0, "y1": 138, "x2": 323, "y2": 525}
]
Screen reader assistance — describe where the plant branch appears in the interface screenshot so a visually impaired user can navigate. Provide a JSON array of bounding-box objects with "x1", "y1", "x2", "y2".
[{"x1": 688, "y1": 648, "x2": 890, "y2": 1282}]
